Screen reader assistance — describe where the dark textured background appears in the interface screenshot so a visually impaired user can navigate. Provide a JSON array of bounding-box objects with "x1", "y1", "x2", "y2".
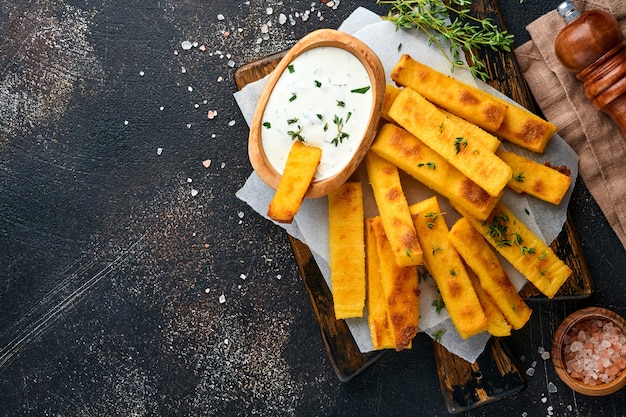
[{"x1": 1, "y1": 1, "x2": 625, "y2": 416}]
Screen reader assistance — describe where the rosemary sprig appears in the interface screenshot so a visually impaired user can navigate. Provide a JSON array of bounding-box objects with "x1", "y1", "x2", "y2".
[{"x1": 377, "y1": 0, "x2": 514, "y2": 80}]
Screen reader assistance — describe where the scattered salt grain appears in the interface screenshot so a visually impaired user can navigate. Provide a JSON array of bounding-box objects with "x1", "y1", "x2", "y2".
[
  {"x1": 159, "y1": 106, "x2": 164, "y2": 111},
  {"x1": 228, "y1": 120, "x2": 236, "y2": 127},
  {"x1": 157, "y1": 147, "x2": 163, "y2": 155},
  {"x1": 202, "y1": 159, "x2": 211, "y2": 168},
  {"x1": 541, "y1": 351, "x2": 551, "y2": 360},
  {"x1": 279, "y1": 13, "x2": 287, "y2": 25},
  {"x1": 192, "y1": 41, "x2": 198, "y2": 48},
  {"x1": 266, "y1": 7, "x2": 273, "y2": 15},
  {"x1": 217, "y1": 14, "x2": 225, "y2": 20},
  {"x1": 204, "y1": 288, "x2": 210, "y2": 294},
  {"x1": 181, "y1": 40, "x2": 193, "y2": 50},
  {"x1": 220, "y1": 162, "x2": 225, "y2": 168},
  {"x1": 240, "y1": 274, "x2": 246, "y2": 280},
  {"x1": 139, "y1": 71, "x2": 145, "y2": 76},
  {"x1": 207, "y1": 110, "x2": 217, "y2": 119},
  {"x1": 548, "y1": 382, "x2": 557, "y2": 393},
  {"x1": 187, "y1": 123, "x2": 192, "y2": 129},
  {"x1": 541, "y1": 397, "x2": 547, "y2": 403},
  {"x1": 224, "y1": 338, "x2": 229, "y2": 345},
  {"x1": 199, "y1": 45, "x2": 206, "y2": 52},
  {"x1": 191, "y1": 189, "x2": 198, "y2": 197},
  {"x1": 237, "y1": 211, "x2": 244, "y2": 219},
  {"x1": 181, "y1": 66, "x2": 187, "y2": 73},
  {"x1": 526, "y1": 367, "x2": 535, "y2": 377},
  {"x1": 217, "y1": 76, "x2": 223, "y2": 83},
  {"x1": 194, "y1": 103, "x2": 199, "y2": 108},
  {"x1": 124, "y1": 120, "x2": 129, "y2": 125},
  {"x1": 276, "y1": 274, "x2": 282, "y2": 280},
  {"x1": 219, "y1": 293, "x2": 226, "y2": 303},
  {"x1": 188, "y1": 86, "x2": 193, "y2": 92},
  {"x1": 187, "y1": 178, "x2": 192, "y2": 183}
]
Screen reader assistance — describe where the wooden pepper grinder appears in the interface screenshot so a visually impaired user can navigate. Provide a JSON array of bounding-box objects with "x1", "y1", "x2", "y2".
[{"x1": 554, "y1": 0, "x2": 626, "y2": 138}]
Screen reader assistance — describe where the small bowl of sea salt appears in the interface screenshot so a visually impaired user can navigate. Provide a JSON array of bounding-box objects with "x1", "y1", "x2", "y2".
[{"x1": 552, "y1": 306, "x2": 626, "y2": 396}]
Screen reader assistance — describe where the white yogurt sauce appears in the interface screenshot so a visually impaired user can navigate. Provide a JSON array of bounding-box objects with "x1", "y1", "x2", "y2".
[{"x1": 261, "y1": 46, "x2": 373, "y2": 181}]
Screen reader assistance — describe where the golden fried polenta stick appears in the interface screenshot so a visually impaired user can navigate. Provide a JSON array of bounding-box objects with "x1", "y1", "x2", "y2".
[
  {"x1": 388, "y1": 87, "x2": 512, "y2": 197},
  {"x1": 410, "y1": 196, "x2": 487, "y2": 339},
  {"x1": 391, "y1": 54, "x2": 508, "y2": 131},
  {"x1": 468, "y1": 269, "x2": 512, "y2": 337},
  {"x1": 370, "y1": 216, "x2": 419, "y2": 351},
  {"x1": 497, "y1": 150, "x2": 572, "y2": 205},
  {"x1": 382, "y1": 84, "x2": 402, "y2": 122},
  {"x1": 448, "y1": 217, "x2": 532, "y2": 329},
  {"x1": 328, "y1": 182, "x2": 366, "y2": 319},
  {"x1": 371, "y1": 123, "x2": 500, "y2": 220},
  {"x1": 493, "y1": 104, "x2": 557, "y2": 153},
  {"x1": 459, "y1": 203, "x2": 572, "y2": 299},
  {"x1": 365, "y1": 151, "x2": 423, "y2": 266},
  {"x1": 365, "y1": 217, "x2": 397, "y2": 350},
  {"x1": 267, "y1": 141, "x2": 321, "y2": 223}
]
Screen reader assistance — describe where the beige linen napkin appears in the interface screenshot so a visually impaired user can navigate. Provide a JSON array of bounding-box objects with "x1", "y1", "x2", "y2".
[{"x1": 515, "y1": 0, "x2": 626, "y2": 249}]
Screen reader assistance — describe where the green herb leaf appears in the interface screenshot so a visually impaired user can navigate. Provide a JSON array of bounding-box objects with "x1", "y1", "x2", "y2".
[
  {"x1": 350, "y1": 86, "x2": 371, "y2": 94},
  {"x1": 288, "y1": 64, "x2": 295, "y2": 73},
  {"x1": 262, "y1": 121, "x2": 271, "y2": 129},
  {"x1": 377, "y1": 0, "x2": 514, "y2": 81}
]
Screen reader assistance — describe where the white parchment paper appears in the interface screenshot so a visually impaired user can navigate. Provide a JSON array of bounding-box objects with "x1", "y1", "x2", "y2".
[{"x1": 234, "y1": 7, "x2": 579, "y2": 362}]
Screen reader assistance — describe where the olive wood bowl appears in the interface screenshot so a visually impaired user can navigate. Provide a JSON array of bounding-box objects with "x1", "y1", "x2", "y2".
[
  {"x1": 552, "y1": 306, "x2": 626, "y2": 396},
  {"x1": 248, "y1": 28, "x2": 385, "y2": 198}
]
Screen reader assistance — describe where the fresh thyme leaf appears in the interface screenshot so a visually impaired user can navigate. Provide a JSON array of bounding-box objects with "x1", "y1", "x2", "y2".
[
  {"x1": 314, "y1": 80, "x2": 322, "y2": 88},
  {"x1": 288, "y1": 64, "x2": 295, "y2": 73},
  {"x1": 289, "y1": 93, "x2": 297, "y2": 102},
  {"x1": 287, "y1": 118, "x2": 299, "y2": 125},
  {"x1": 417, "y1": 161, "x2": 437, "y2": 170},
  {"x1": 433, "y1": 328, "x2": 446, "y2": 342},
  {"x1": 454, "y1": 137, "x2": 468, "y2": 154},
  {"x1": 513, "y1": 172, "x2": 525, "y2": 183},
  {"x1": 351, "y1": 86, "x2": 371, "y2": 94},
  {"x1": 262, "y1": 121, "x2": 271, "y2": 129},
  {"x1": 287, "y1": 125, "x2": 304, "y2": 142},
  {"x1": 336, "y1": 100, "x2": 346, "y2": 107},
  {"x1": 316, "y1": 114, "x2": 324, "y2": 120},
  {"x1": 432, "y1": 297, "x2": 445, "y2": 314},
  {"x1": 377, "y1": 0, "x2": 514, "y2": 81}
]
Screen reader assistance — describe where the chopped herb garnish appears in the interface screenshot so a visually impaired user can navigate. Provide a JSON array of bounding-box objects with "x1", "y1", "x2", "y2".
[
  {"x1": 424, "y1": 211, "x2": 444, "y2": 229},
  {"x1": 513, "y1": 172, "x2": 525, "y2": 183},
  {"x1": 287, "y1": 64, "x2": 295, "y2": 73},
  {"x1": 406, "y1": 249, "x2": 413, "y2": 258},
  {"x1": 439, "y1": 121, "x2": 444, "y2": 133},
  {"x1": 289, "y1": 93, "x2": 297, "y2": 102},
  {"x1": 262, "y1": 121, "x2": 271, "y2": 129},
  {"x1": 454, "y1": 137, "x2": 468, "y2": 154},
  {"x1": 287, "y1": 118, "x2": 299, "y2": 125},
  {"x1": 539, "y1": 251, "x2": 548, "y2": 261},
  {"x1": 316, "y1": 114, "x2": 323, "y2": 120},
  {"x1": 433, "y1": 328, "x2": 446, "y2": 342},
  {"x1": 417, "y1": 161, "x2": 437, "y2": 170},
  {"x1": 432, "y1": 297, "x2": 445, "y2": 314},
  {"x1": 449, "y1": 268, "x2": 456, "y2": 276},
  {"x1": 336, "y1": 100, "x2": 345, "y2": 107},
  {"x1": 432, "y1": 246, "x2": 443, "y2": 255},
  {"x1": 351, "y1": 86, "x2": 371, "y2": 94},
  {"x1": 287, "y1": 125, "x2": 304, "y2": 142},
  {"x1": 331, "y1": 115, "x2": 350, "y2": 146},
  {"x1": 398, "y1": 43, "x2": 403, "y2": 52},
  {"x1": 323, "y1": 122, "x2": 329, "y2": 132},
  {"x1": 314, "y1": 80, "x2": 322, "y2": 88}
]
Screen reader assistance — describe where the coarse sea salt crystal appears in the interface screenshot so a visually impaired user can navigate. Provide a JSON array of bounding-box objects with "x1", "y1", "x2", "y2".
[{"x1": 181, "y1": 40, "x2": 192, "y2": 50}]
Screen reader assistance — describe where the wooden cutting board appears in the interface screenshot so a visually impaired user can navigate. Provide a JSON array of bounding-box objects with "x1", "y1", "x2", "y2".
[{"x1": 234, "y1": 0, "x2": 592, "y2": 412}]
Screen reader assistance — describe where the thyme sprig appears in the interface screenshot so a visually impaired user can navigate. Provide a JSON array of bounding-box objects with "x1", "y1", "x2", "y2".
[{"x1": 377, "y1": 0, "x2": 514, "y2": 80}]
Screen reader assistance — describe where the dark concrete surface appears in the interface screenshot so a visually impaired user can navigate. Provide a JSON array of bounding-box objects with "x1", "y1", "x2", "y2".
[{"x1": 1, "y1": 1, "x2": 625, "y2": 416}]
